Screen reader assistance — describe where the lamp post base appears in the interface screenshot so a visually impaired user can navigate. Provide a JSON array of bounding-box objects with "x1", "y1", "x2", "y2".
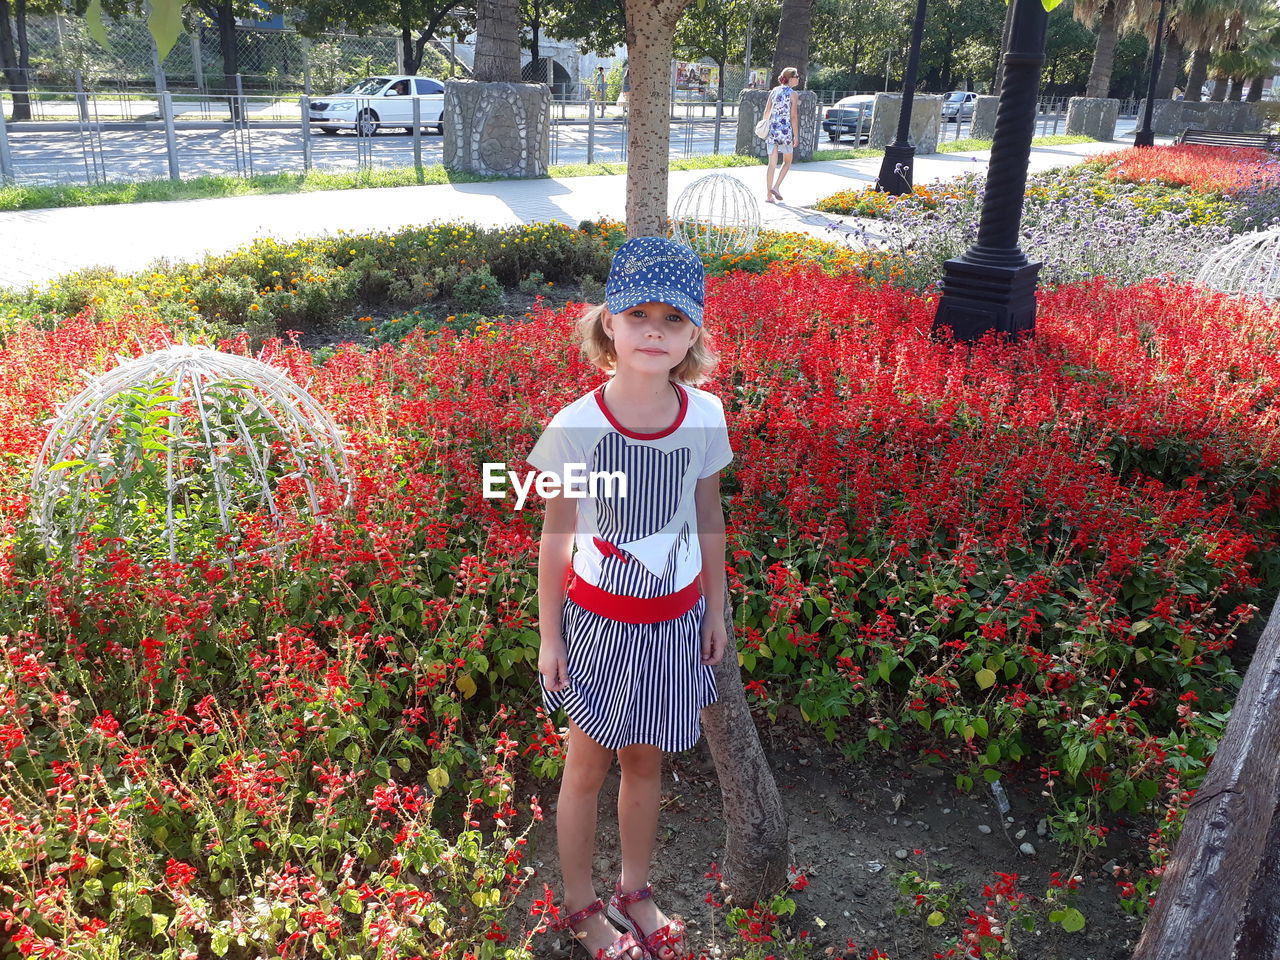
[
  {"x1": 1133, "y1": 128, "x2": 1156, "y2": 147},
  {"x1": 932, "y1": 255, "x2": 1042, "y2": 341},
  {"x1": 876, "y1": 142, "x2": 916, "y2": 194}
]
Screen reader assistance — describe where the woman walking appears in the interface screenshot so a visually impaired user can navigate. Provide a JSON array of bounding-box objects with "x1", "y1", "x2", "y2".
[{"x1": 764, "y1": 67, "x2": 800, "y2": 203}]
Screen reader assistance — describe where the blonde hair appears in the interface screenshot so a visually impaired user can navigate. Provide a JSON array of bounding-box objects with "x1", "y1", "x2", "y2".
[
  {"x1": 778, "y1": 66, "x2": 800, "y2": 84},
  {"x1": 576, "y1": 303, "x2": 719, "y2": 385}
]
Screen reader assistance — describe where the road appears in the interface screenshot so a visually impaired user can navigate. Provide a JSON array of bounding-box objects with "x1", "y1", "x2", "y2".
[{"x1": 4, "y1": 114, "x2": 1141, "y2": 186}]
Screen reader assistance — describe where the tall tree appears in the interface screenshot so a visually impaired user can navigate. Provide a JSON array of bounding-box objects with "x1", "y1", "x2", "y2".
[
  {"x1": 2, "y1": 0, "x2": 63, "y2": 122},
  {"x1": 474, "y1": 0, "x2": 521, "y2": 80},
  {"x1": 624, "y1": 0, "x2": 689, "y2": 235},
  {"x1": 770, "y1": 0, "x2": 813, "y2": 86},
  {"x1": 292, "y1": 0, "x2": 468, "y2": 75},
  {"x1": 1073, "y1": 0, "x2": 1135, "y2": 96},
  {"x1": 545, "y1": 0, "x2": 627, "y2": 55},
  {"x1": 673, "y1": 0, "x2": 753, "y2": 98}
]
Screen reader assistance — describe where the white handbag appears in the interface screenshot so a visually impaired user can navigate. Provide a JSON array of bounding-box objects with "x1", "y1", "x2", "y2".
[{"x1": 754, "y1": 92, "x2": 775, "y2": 139}]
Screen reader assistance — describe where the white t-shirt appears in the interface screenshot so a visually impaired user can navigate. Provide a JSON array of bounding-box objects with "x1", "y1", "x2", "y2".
[{"x1": 526, "y1": 381, "x2": 734, "y2": 599}]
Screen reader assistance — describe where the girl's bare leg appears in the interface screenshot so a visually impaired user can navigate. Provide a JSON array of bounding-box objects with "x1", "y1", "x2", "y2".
[
  {"x1": 765, "y1": 148, "x2": 778, "y2": 198},
  {"x1": 616, "y1": 741, "x2": 677, "y2": 960},
  {"x1": 558, "y1": 720, "x2": 644, "y2": 959}
]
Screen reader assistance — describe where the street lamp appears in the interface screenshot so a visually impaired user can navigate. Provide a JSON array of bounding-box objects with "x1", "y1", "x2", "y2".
[
  {"x1": 1134, "y1": 0, "x2": 1171, "y2": 147},
  {"x1": 875, "y1": 0, "x2": 929, "y2": 195},
  {"x1": 931, "y1": 0, "x2": 1050, "y2": 341}
]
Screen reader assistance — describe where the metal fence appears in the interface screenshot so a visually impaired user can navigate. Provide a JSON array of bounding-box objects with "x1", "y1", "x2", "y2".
[{"x1": 0, "y1": 93, "x2": 1140, "y2": 188}]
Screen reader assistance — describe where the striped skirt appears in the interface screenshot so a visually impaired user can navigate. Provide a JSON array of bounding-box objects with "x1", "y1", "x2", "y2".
[{"x1": 541, "y1": 594, "x2": 719, "y2": 752}]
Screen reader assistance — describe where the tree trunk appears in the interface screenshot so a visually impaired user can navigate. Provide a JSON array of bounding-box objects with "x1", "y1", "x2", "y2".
[
  {"x1": 401, "y1": 22, "x2": 418, "y2": 74},
  {"x1": 1246, "y1": 75, "x2": 1266, "y2": 102},
  {"x1": 623, "y1": 0, "x2": 688, "y2": 236},
  {"x1": 1085, "y1": 0, "x2": 1119, "y2": 98},
  {"x1": 1131, "y1": 590, "x2": 1280, "y2": 960},
  {"x1": 850, "y1": 38, "x2": 861, "y2": 78},
  {"x1": 993, "y1": 0, "x2": 1016, "y2": 96},
  {"x1": 1227, "y1": 75, "x2": 1243, "y2": 101},
  {"x1": 1184, "y1": 46, "x2": 1208, "y2": 101},
  {"x1": 700, "y1": 595, "x2": 791, "y2": 906},
  {"x1": 716, "y1": 58, "x2": 725, "y2": 100},
  {"x1": 1154, "y1": 31, "x2": 1183, "y2": 100},
  {"x1": 531, "y1": 17, "x2": 542, "y2": 82},
  {"x1": 770, "y1": 0, "x2": 814, "y2": 89},
  {"x1": 1210, "y1": 75, "x2": 1227, "y2": 100},
  {"x1": 0, "y1": 0, "x2": 32, "y2": 121},
  {"x1": 213, "y1": 0, "x2": 241, "y2": 123},
  {"x1": 474, "y1": 0, "x2": 521, "y2": 83}
]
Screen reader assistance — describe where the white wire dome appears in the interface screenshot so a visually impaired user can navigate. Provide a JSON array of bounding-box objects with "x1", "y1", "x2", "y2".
[
  {"x1": 672, "y1": 174, "x2": 761, "y2": 257},
  {"x1": 30, "y1": 344, "x2": 354, "y2": 563},
  {"x1": 1195, "y1": 225, "x2": 1280, "y2": 300}
]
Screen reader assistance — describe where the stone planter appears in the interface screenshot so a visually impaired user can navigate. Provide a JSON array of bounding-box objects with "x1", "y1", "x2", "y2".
[
  {"x1": 970, "y1": 96, "x2": 999, "y2": 140},
  {"x1": 1141, "y1": 99, "x2": 1261, "y2": 136},
  {"x1": 868, "y1": 93, "x2": 942, "y2": 154},
  {"x1": 735, "y1": 89, "x2": 819, "y2": 161},
  {"x1": 443, "y1": 79, "x2": 551, "y2": 178},
  {"x1": 1065, "y1": 97, "x2": 1120, "y2": 140}
]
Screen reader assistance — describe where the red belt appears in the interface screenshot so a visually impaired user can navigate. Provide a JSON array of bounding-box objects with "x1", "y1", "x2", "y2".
[{"x1": 568, "y1": 577, "x2": 702, "y2": 624}]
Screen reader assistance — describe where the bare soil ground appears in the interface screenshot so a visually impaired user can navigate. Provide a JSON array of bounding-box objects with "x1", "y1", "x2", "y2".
[{"x1": 515, "y1": 709, "x2": 1147, "y2": 960}]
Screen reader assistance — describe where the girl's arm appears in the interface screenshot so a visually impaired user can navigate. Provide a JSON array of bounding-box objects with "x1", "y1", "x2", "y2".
[
  {"x1": 790, "y1": 90, "x2": 799, "y2": 144},
  {"x1": 537, "y1": 491, "x2": 577, "y2": 690},
  {"x1": 695, "y1": 472, "x2": 729, "y2": 665}
]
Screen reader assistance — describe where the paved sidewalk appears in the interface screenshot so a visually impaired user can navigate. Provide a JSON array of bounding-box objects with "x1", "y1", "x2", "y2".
[{"x1": 0, "y1": 137, "x2": 1159, "y2": 290}]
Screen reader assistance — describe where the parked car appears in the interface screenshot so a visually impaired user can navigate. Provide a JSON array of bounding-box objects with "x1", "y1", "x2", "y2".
[
  {"x1": 822, "y1": 95, "x2": 876, "y2": 142},
  {"x1": 941, "y1": 90, "x2": 977, "y2": 122},
  {"x1": 308, "y1": 75, "x2": 447, "y2": 136}
]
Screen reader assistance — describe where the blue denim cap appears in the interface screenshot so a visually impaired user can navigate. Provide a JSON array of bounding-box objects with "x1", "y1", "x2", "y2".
[{"x1": 605, "y1": 236, "x2": 705, "y2": 327}]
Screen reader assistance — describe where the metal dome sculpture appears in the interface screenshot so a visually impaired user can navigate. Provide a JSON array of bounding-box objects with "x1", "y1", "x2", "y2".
[
  {"x1": 30, "y1": 344, "x2": 353, "y2": 564},
  {"x1": 1195, "y1": 225, "x2": 1280, "y2": 300},
  {"x1": 672, "y1": 174, "x2": 761, "y2": 257}
]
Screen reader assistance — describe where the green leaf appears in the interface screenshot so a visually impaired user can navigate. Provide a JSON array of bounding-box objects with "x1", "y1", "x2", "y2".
[
  {"x1": 927, "y1": 910, "x2": 945, "y2": 927},
  {"x1": 85, "y1": 0, "x2": 111, "y2": 50},
  {"x1": 1042, "y1": 0, "x2": 1064, "y2": 10},
  {"x1": 975, "y1": 668, "x2": 996, "y2": 690},
  {"x1": 1059, "y1": 907, "x2": 1086, "y2": 932},
  {"x1": 212, "y1": 931, "x2": 230, "y2": 957},
  {"x1": 146, "y1": 0, "x2": 183, "y2": 61},
  {"x1": 427, "y1": 766, "x2": 450, "y2": 794}
]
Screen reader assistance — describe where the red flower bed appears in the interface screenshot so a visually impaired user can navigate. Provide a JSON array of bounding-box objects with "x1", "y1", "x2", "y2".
[
  {"x1": 1090, "y1": 142, "x2": 1280, "y2": 194},
  {"x1": 1, "y1": 266, "x2": 1279, "y2": 952}
]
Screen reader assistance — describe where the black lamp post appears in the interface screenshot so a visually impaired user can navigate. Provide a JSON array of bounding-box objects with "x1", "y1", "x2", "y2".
[
  {"x1": 1134, "y1": 0, "x2": 1171, "y2": 147},
  {"x1": 931, "y1": 0, "x2": 1049, "y2": 342},
  {"x1": 876, "y1": 0, "x2": 929, "y2": 195}
]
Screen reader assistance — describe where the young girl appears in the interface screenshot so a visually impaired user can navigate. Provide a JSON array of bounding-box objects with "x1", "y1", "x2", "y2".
[
  {"x1": 526, "y1": 236, "x2": 733, "y2": 960},
  {"x1": 764, "y1": 66, "x2": 801, "y2": 204}
]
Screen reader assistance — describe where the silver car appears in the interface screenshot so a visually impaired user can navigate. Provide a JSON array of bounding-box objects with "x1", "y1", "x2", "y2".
[
  {"x1": 941, "y1": 91, "x2": 977, "y2": 122},
  {"x1": 308, "y1": 75, "x2": 447, "y2": 136}
]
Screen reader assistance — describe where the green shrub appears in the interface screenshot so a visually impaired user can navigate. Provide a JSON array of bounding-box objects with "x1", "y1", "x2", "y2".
[{"x1": 452, "y1": 266, "x2": 504, "y2": 314}]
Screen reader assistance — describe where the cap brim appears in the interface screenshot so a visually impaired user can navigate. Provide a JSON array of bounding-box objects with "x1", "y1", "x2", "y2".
[{"x1": 606, "y1": 285, "x2": 704, "y2": 326}]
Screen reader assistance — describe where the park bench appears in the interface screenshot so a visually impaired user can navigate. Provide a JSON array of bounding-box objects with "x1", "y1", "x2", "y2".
[{"x1": 1176, "y1": 127, "x2": 1280, "y2": 150}]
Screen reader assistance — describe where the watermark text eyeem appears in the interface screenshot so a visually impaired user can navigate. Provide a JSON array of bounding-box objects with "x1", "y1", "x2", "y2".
[{"x1": 482, "y1": 463, "x2": 627, "y2": 509}]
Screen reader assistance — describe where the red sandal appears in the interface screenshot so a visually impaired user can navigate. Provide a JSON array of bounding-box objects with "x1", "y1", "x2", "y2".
[
  {"x1": 555, "y1": 897, "x2": 646, "y2": 960},
  {"x1": 607, "y1": 880, "x2": 688, "y2": 960}
]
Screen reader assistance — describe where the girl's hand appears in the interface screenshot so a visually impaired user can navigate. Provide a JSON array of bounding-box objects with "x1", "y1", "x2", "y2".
[
  {"x1": 700, "y1": 616, "x2": 728, "y2": 666},
  {"x1": 539, "y1": 640, "x2": 570, "y2": 692}
]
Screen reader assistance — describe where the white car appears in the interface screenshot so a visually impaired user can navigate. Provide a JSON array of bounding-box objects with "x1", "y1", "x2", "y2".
[
  {"x1": 941, "y1": 91, "x2": 977, "y2": 122},
  {"x1": 308, "y1": 75, "x2": 447, "y2": 136}
]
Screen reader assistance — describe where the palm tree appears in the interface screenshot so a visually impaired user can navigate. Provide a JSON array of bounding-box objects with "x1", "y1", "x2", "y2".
[
  {"x1": 770, "y1": 0, "x2": 814, "y2": 87},
  {"x1": 474, "y1": 0, "x2": 521, "y2": 81},
  {"x1": 1180, "y1": 0, "x2": 1248, "y2": 98},
  {"x1": 1074, "y1": 0, "x2": 1137, "y2": 97},
  {"x1": 1206, "y1": 0, "x2": 1279, "y2": 99}
]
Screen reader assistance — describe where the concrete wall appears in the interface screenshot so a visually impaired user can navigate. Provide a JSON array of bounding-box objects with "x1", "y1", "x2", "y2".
[
  {"x1": 443, "y1": 79, "x2": 550, "y2": 178},
  {"x1": 970, "y1": 96, "x2": 999, "y2": 140},
  {"x1": 1140, "y1": 99, "x2": 1261, "y2": 135}
]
